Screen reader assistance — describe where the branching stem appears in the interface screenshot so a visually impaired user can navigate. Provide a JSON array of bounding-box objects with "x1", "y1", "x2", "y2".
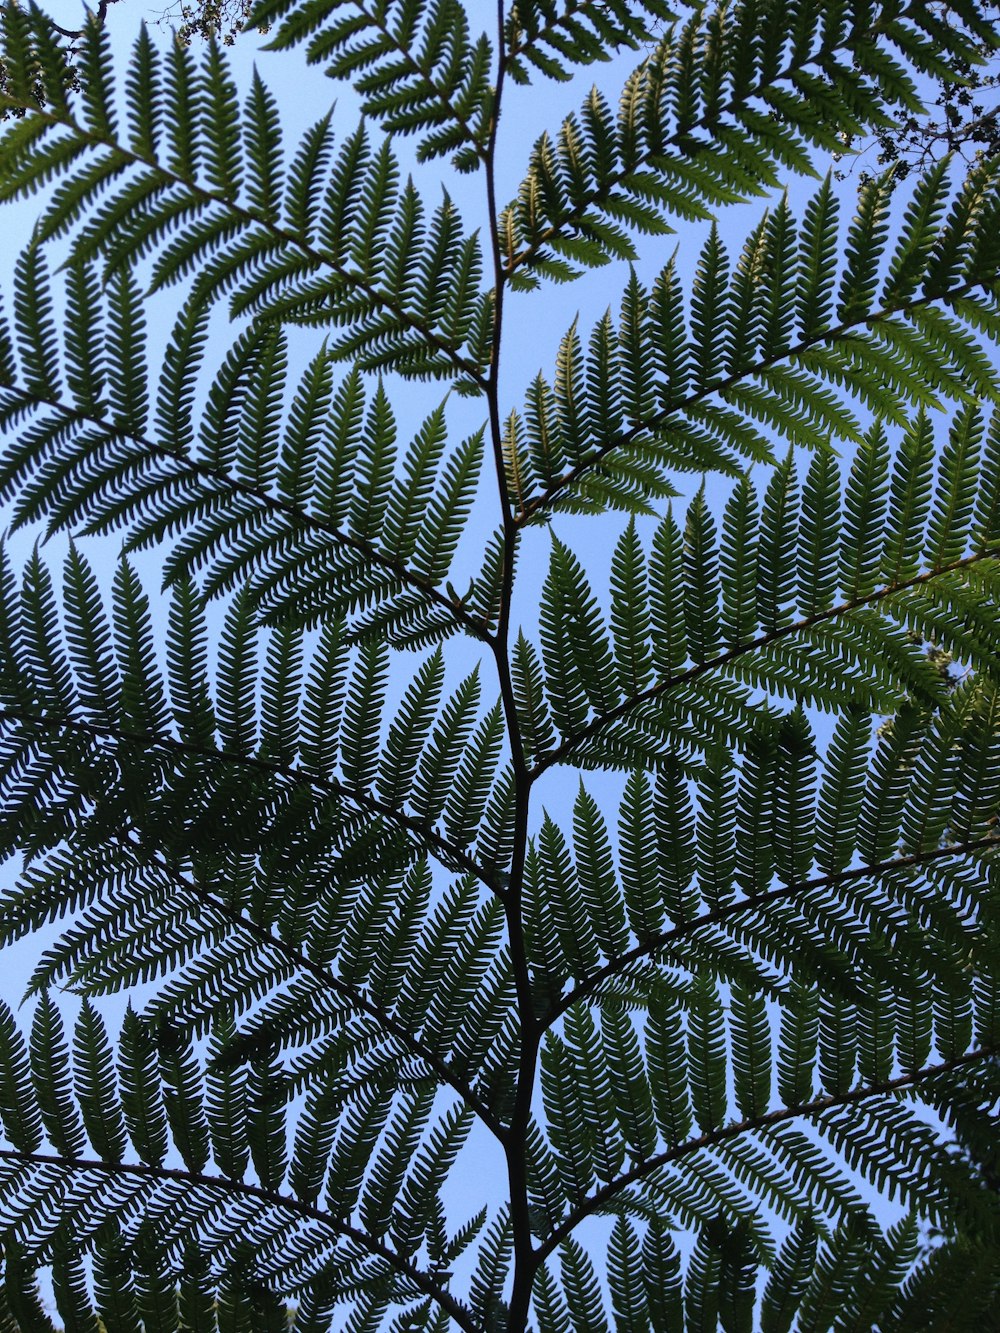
[
  {"x1": 344, "y1": 0, "x2": 490, "y2": 164},
  {"x1": 502, "y1": 0, "x2": 949, "y2": 280},
  {"x1": 483, "y1": 4, "x2": 541, "y2": 1326},
  {"x1": 12, "y1": 386, "x2": 491, "y2": 642}
]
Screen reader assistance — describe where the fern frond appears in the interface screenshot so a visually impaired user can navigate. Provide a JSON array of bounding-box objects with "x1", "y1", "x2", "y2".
[
  {"x1": 0, "y1": 18, "x2": 491, "y2": 385},
  {"x1": 501, "y1": 0, "x2": 998, "y2": 284},
  {"x1": 512, "y1": 162, "x2": 1000, "y2": 523}
]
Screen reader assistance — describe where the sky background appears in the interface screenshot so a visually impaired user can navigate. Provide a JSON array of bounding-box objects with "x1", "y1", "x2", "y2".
[{"x1": 0, "y1": 0, "x2": 977, "y2": 1316}]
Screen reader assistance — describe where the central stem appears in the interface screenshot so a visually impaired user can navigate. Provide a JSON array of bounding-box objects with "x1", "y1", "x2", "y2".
[{"x1": 481, "y1": 3, "x2": 540, "y2": 1327}]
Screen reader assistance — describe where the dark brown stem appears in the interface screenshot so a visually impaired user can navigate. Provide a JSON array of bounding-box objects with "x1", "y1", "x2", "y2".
[
  {"x1": 46, "y1": 0, "x2": 111, "y2": 40},
  {"x1": 482, "y1": 5, "x2": 540, "y2": 1328}
]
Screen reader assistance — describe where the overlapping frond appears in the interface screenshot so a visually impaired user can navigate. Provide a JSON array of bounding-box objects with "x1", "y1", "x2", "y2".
[
  {"x1": 586, "y1": 1212, "x2": 960, "y2": 1333},
  {"x1": 521, "y1": 705, "x2": 1000, "y2": 1014},
  {"x1": 504, "y1": 164, "x2": 1000, "y2": 519},
  {"x1": 526, "y1": 1010, "x2": 1000, "y2": 1324},
  {"x1": 0, "y1": 548, "x2": 516, "y2": 1086},
  {"x1": 500, "y1": 0, "x2": 999, "y2": 283},
  {"x1": 0, "y1": 8, "x2": 492, "y2": 386}
]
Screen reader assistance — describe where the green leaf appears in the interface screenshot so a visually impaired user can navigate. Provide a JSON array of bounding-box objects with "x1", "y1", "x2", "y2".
[
  {"x1": 683, "y1": 486, "x2": 721, "y2": 665},
  {"x1": 158, "y1": 1026, "x2": 210, "y2": 1174},
  {"x1": 377, "y1": 648, "x2": 444, "y2": 806},
  {"x1": 339, "y1": 640, "x2": 389, "y2": 790},
  {"x1": 814, "y1": 706, "x2": 871, "y2": 874},
  {"x1": 776, "y1": 982, "x2": 819, "y2": 1108},
  {"x1": 29, "y1": 993, "x2": 85, "y2": 1158},
  {"x1": 924, "y1": 405, "x2": 983, "y2": 571},
  {"x1": 690, "y1": 226, "x2": 729, "y2": 391},
  {"x1": 760, "y1": 1222, "x2": 817, "y2": 1333},
  {"x1": 0, "y1": 999, "x2": 42, "y2": 1153},
  {"x1": 649, "y1": 509, "x2": 688, "y2": 675},
  {"x1": 757, "y1": 452, "x2": 799, "y2": 633},
  {"x1": 540, "y1": 537, "x2": 618, "y2": 734},
  {"x1": 798, "y1": 450, "x2": 841, "y2": 617},
  {"x1": 731, "y1": 986, "x2": 772, "y2": 1120},
  {"x1": 118, "y1": 1007, "x2": 169, "y2": 1167},
  {"x1": 720, "y1": 476, "x2": 759, "y2": 648},
  {"x1": 574, "y1": 784, "x2": 629, "y2": 960},
  {"x1": 618, "y1": 770, "x2": 665, "y2": 943},
  {"x1": 74, "y1": 1000, "x2": 128, "y2": 1163},
  {"x1": 839, "y1": 421, "x2": 891, "y2": 601},
  {"x1": 689, "y1": 976, "x2": 728, "y2": 1133},
  {"x1": 610, "y1": 518, "x2": 653, "y2": 696},
  {"x1": 838, "y1": 173, "x2": 892, "y2": 323},
  {"x1": 881, "y1": 409, "x2": 936, "y2": 585},
  {"x1": 797, "y1": 175, "x2": 839, "y2": 339}
]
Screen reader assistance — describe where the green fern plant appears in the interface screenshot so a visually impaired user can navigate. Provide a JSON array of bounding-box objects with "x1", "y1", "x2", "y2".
[{"x1": 1, "y1": 0, "x2": 1000, "y2": 1327}]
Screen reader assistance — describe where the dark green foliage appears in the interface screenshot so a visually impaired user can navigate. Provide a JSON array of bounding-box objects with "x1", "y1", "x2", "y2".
[{"x1": 1, "y1": 0, "x2": 1000, "y2": 1328}]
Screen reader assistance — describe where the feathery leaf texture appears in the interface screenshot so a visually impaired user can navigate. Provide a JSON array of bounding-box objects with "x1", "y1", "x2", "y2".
[
  {"x1": 503, "y1": 165, "x2": 1000, "y2": 519},
  {"x1": 0, "y1": 13, "x2": 492, "y2": 386},
  {"x1": 499, "y1": 0, "x2": 1000, "y2": 284},
  {"x1": 0, "y1": 263, "x2": 489, "y2": 643},
  {"x1": 246, "y1": 0, "x2": 495, "y2": 171},
  {"x1": 1, "y1": 0, "x2": 1000, "y2": 1326}
]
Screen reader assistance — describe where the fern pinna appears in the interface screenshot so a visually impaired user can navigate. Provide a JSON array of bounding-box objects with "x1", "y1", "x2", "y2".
[{"x1": 0, "y1": 0, "x2": 999, "y2": 1327}]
